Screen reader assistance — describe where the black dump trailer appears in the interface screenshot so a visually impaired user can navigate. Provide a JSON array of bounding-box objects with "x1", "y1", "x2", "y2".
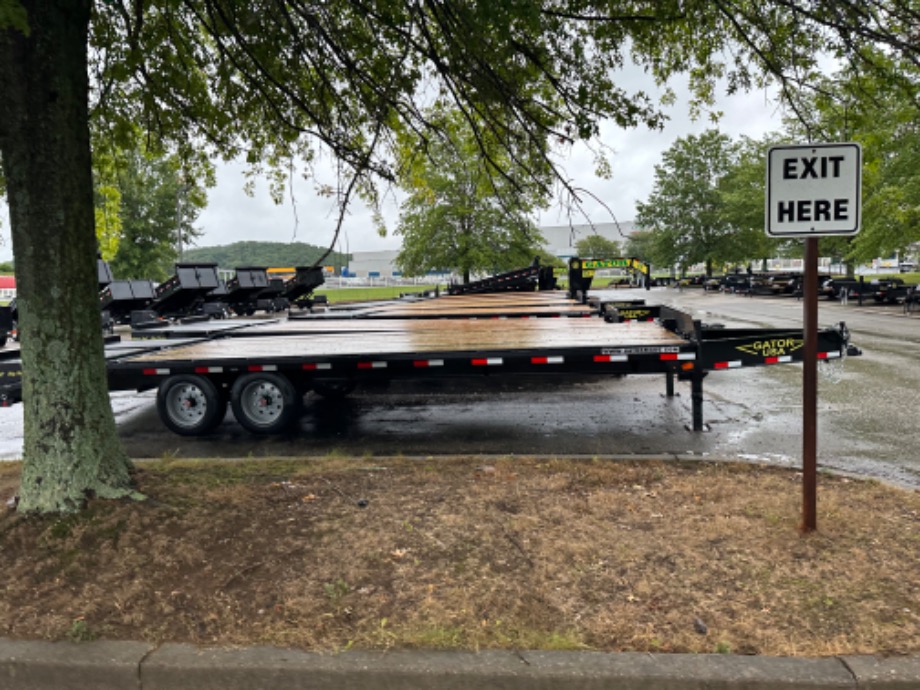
[
  {"x1": 255, "y1": 278, "x2": 288, "y2": 313},
  {"x1": 98, "y1": 258, "x2": 114, "y2": 291},
  {"x1": 99, "y1": 280, "x2": 158, "y2": 324},
  {"x1": 279, "y1": 266, "x2": 326, "y2": 308},
  {"x1": 148, "y1": 263, "x2": 221, "y2": 318},
  {"x1": 0, "y1": 304, "x2": 12, "y2": 349},
  {"x1": 214, "y1": 267, "x2": 271, "y2": 316},
  {"x1": 97, "y1": 259, "x2": 116, "y2": 333}
]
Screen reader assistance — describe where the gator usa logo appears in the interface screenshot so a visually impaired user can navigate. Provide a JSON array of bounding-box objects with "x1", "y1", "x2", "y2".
[
  {"x1": 737, "y1": 338, "x2": 804, "y2": 358},
  {"x1": 618, "y1": 309, "x2": 652, "y2": 320}
]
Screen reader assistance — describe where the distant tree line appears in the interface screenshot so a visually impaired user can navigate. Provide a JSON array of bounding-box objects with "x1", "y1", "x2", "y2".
[{"x1": 182, "y1": 241, "x2": 349, "y2": 272}]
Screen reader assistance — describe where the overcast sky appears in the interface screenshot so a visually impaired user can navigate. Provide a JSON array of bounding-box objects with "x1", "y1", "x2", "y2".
[
  {"x1": 0, "y1": 75, "x2": 785, "y2": 263},
  {"x1": 191, "y1": 81, "x2": 784, "y2": 259}
]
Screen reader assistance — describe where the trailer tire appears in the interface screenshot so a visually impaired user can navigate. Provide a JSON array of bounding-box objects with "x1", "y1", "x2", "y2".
[
  {"x1": 157, "y1": 375, "x2": 226, "y2": 436},
  {"x1": 231, "y1": 372, "x2": 301, "y2": 434}
]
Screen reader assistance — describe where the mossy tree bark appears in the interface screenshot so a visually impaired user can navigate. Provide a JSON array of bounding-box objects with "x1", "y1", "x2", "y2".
[{"x1": 0, "y1": 0, "x2": 134, "y2": 513}]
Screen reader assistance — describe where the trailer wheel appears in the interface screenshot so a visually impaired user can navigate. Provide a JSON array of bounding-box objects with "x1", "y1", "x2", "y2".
[
  {"x1": 231, "y1": 373, "x2": 301, "y2": 434},
  {"x1": 157, "y1": 375, "x2": 226, "y2": 436}
]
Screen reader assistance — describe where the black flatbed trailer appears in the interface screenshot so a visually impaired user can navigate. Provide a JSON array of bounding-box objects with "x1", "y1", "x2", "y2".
[
  {"x1": 446, "y1": 263, "x2": 552, "y2": 295},
  {"x1": 0, "y1": 291, "x2": 856, "y2": 438}
]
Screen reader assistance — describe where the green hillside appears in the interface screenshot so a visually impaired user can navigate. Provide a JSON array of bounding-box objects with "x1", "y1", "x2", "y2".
[{"x1": 182, "y1": 241, "x2": 349, "y2": 269}]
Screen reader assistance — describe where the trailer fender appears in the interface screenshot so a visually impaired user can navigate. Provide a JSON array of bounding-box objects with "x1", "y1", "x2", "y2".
[
  {"x1": 231, "y1": 372, "x2": 302, "y2": 434},
  {"x1": 313, "y1": 379, "x2": 358, "y2": 399}
]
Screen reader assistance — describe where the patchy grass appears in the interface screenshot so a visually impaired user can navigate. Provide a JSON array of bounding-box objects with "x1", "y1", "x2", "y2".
[
  {"x1": 315, "y1": 285, "x2": 442, "y2": 303},
  {"x1": 0, "y1": 456, "x2": 919, "y2": 656}
]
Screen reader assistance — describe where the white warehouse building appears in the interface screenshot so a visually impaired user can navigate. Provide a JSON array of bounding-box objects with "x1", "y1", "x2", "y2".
[{"x1": 346, "y1": 222, "x2": 636, "y2": 279}]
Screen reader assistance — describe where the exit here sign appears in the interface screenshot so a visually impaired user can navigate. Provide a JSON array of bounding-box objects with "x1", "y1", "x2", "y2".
[{"x1": 765, "y1": 143, "x2": 862, "y2": 238}]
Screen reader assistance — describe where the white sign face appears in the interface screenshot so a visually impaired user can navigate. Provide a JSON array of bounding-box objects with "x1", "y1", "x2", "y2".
[{"x1": 765, "y1": 143, "x2": 862, "y2": 237}]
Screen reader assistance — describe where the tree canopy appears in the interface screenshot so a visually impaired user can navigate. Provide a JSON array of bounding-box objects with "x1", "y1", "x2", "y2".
[
  {"x1": 633, "y1": 58, "x2": 919, "y2": 276},
  {"x1": 575, "y1": 235, "x2": 621, "y2": 260},
  {"x1": 80, "y1": 0, "x2": 920, "y2": 227},
  {"x1": 102, "y1": 144, "x2": 208, "y2": 281},
  {"x1": 394, "y1": 107, "x2": 548, "y2": 282},
  {"x1": 636, "y1": 130, "x2": 748, "y2": 276},
  {"x1": 2, "y1": 0, "x2": 919, "y2": 512},
  {"x1": 784, "y1": 60, "x2": 920, "y2": 265}
]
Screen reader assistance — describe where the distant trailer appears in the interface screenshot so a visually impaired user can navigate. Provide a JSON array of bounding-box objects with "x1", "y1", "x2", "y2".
[
  {"x1": 213, "y1": 267, "x2": 271, "y2": 316},
  {"x1": 149, "y1": 263, "x2": 221, "y2": 317},
  {"x1": 99, "y1": 280, "x2": 158, "y2": 324},
  {"x1": 98, "y1": 258, "x2": 114, "y2": 291},
  {"x1": 447, "y1": 263, "x2": 555, "y2": 296},
  {"x1": 279, "y1": 266, "x2": 325, "y2": 307}
]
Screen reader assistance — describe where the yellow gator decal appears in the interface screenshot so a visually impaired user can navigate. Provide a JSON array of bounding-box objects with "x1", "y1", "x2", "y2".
[
  {"x1": 582, "y1": 258, "x2": 649, "y2": 274},
  {"x1": 736, "y1": 338, "x2": 804, "y2": 358},
  {"x1": 617, "y1": 309, "x2": 652, "y2": 320}
]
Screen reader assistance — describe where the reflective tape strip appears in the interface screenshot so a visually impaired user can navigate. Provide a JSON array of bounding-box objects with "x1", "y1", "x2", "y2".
[
  {"x1": 194, "y1": 366, "x2": 223, "y2": 374},
  {"x1": 472, "y1": 357, "x2": 503, "y2": 366},
  {"x1": 358, "y1": 361, "x2": 387, "y2": 369},
  {"x1": 593, "y1": 354, "x2": 628, "y2": 363},
  {"x1": 660, "y1": 353, "x2": 696, "y2": 361},
  {"x1": 819, "y1": 351, "x2": 841, "y2": 360},
  {"x1": 531, "y1": 356, "x2": 564, "y2": 365},
  {"x1": 765, "y1": 355, "x2": 793, "y2": 364},
  {"x1": 142, "y1": 368, "x2": 170, "y2": 376},
  {"x1": 247, "y1": 364, "x2": 278, "y2": 372},
  {"x1": 303, "y1": 363, "x2": 332, "y2": 371},
  {"x1": 713, "y1": 360, "x2": 743, "y2": 370},
  {"x1": 413, "y1": 359, "x2": 445, "y2": 368}
]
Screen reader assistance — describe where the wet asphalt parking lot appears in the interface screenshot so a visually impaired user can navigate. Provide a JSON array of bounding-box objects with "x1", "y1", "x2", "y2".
[{"x1": 2, "y1": 286, "x2": 920, "y2": 488}]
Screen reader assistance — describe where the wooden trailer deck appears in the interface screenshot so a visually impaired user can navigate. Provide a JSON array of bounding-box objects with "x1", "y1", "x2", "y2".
[
  {"x1": 300, "y1": 291, "x2": 596, "y2": 319},
  {"x1": 123, "y1": 318, "x2": 687, "y2": 364}
]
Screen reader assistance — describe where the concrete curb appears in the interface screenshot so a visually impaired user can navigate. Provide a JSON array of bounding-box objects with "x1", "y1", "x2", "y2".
[{"x1": 3, "y1": 640, "x2": 920, "y2": 689}]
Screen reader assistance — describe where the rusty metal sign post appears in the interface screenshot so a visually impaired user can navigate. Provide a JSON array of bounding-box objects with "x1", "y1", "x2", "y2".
[
  {"x1": 766, "y1": 143, "x2": 862, "y2": 532},
  {"x1": 802, "y1": 238, "x2": 819, "y2": 531}
]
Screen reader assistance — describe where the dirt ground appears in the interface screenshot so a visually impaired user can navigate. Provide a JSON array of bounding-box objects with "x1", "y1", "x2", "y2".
[{"x1": 1, "y1": 455, "x2": 919, "y2": 657}]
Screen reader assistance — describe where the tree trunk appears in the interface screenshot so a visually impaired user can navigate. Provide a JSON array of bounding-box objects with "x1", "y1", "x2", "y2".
[{"x1": 0, "y1": 0, "x2": 135, "y2": 513}]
